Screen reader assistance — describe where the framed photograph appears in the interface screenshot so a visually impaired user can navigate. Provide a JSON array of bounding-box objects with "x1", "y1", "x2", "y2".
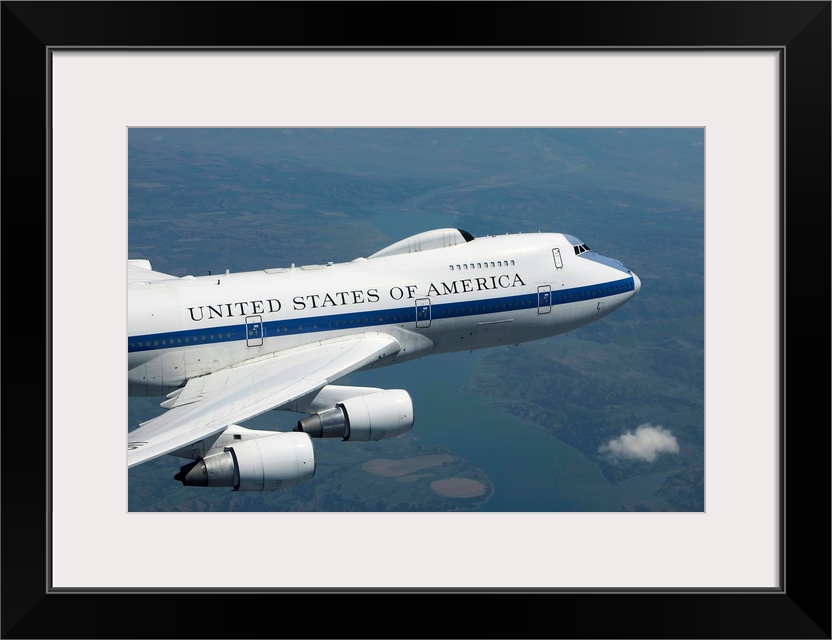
[{"x1": 3, "y1": 2, "x2": 828, "y2": 638}]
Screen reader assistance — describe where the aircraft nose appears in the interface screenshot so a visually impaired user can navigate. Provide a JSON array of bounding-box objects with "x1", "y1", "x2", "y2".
[{"x1": 632, "y1": 272, "x2": 641, "y2": 294}]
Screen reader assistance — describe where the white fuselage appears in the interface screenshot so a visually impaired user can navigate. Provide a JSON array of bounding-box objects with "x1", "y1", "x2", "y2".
[{"x1": 128, "y1": 232, "x2": 640, "y2": 396}]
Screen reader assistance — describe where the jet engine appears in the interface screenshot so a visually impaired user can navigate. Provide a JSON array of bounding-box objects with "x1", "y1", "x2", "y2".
[
  {"x1": 294, "y1": 389, "x2": 414, "y2": 441},
  {"x1": 174, "y1": 431, "x2": 315, "y2": 491}
]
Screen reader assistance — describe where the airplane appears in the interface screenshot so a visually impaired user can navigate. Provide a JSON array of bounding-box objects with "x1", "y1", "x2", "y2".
[{"x1": 128, "y1": 228, "x2": 641, "y2": 492}]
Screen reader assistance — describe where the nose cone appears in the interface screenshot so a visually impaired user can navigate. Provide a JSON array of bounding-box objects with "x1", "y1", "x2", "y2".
[{"x1": 632, "y1": 272, "x2": 641, "y2": 294}]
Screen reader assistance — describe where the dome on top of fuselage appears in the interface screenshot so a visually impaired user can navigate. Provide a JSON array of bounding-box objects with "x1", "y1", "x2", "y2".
[{"x1": 368, "y1": 228, "x2": 475, "y2": 259}]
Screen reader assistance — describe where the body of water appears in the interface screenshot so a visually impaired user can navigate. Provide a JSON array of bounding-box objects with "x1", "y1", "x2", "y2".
[{"x1": 352, "y1": 349, "x2": 669, "y2": 512}]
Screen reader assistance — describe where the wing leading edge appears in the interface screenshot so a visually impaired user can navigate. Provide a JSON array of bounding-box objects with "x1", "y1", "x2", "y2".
[{"x1": 127, "y1": 333, "x2": 402, "y2": 467}]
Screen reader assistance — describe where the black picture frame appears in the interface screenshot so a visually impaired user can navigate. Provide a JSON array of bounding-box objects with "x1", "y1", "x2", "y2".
[{"x1": 2, "y1": 2, "x2": 829, "y2": 638}]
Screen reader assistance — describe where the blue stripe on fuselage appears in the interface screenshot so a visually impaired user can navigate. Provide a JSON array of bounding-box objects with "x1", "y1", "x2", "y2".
[{"x1": 128, "y1": 276, "x2": 635, "y2": 353}]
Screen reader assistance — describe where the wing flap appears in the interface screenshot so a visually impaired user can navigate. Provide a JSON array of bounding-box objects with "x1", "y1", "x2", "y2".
[{"x1": 127, "y1": 333, "x2": 401, "y2": 467}]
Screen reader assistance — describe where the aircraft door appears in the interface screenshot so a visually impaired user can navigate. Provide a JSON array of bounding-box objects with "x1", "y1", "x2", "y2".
[
  {"x1": 415, "y1": 298, "x2": 431, "y2": 328},
  {"x1": 246, "y1": 315, "x2": 264, "y2": 346},
  {"x1": 552, "y1": 248, "x2": 563, "y2": 269},
  {"x1": 538, "y1": 285, "x2": 552, "y2": 314}
]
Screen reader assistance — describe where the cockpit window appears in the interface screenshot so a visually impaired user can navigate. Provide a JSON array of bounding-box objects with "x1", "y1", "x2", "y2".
[{"x1": 573, "y1": 243, "x2": 591, "y2": 255}]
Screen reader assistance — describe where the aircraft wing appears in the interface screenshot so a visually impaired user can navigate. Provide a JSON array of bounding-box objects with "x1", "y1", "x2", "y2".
[{"x1": 127, "y1": 333, "x2": 402, "y2": 467}]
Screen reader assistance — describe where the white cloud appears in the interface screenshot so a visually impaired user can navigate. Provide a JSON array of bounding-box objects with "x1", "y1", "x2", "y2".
[{"x1": 598, "y1": 423, "x2": 680, "y2": 463}]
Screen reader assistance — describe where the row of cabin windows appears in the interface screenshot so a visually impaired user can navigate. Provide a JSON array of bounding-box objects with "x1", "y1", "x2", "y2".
[
  {"x1": 256, "y1": 315, "x2": 417, "y2": 333},
  {"x1": 449, "y1": 259, "x2": 515, "y2": 271},
  {"x1": 329, "y1": 314, "x2": 412, "y2": 327},
  {"x1": 558, "y1": 282, "x2": 631, "y2": 302},
  {"x1": 131, "y1": 331, "x2": 235, "y2": 348},
  {"x1": 440, "y1": 299, "x2": 532, "y2": 316}
]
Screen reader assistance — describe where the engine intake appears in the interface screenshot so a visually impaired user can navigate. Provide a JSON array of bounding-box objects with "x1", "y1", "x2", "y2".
[
  {"x1": 174, "y1": 431, "x2": 315, "y2": 491},
  {"x1": 295, "y1": 389, "x2": 414, "y2": 441}
]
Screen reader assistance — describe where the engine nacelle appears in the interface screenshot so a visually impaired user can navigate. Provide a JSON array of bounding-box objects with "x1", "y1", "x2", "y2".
[
  {"x1": 174, "y1": 431, "x2": 315, "y2": 491},
  {"x1": 294, "y1": 389, "x2": 414, "y2": 441}
]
